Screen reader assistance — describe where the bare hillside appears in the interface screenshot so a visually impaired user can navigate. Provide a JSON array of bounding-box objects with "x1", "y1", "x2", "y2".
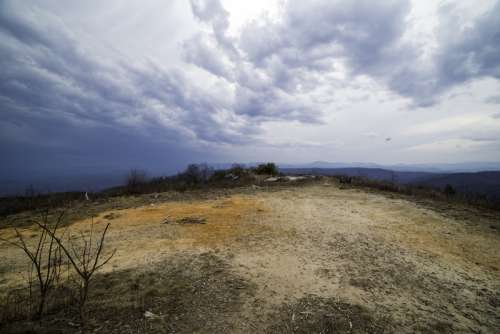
[{"x1": 1, "y1": 182, "x2": 499, "y2": 333}]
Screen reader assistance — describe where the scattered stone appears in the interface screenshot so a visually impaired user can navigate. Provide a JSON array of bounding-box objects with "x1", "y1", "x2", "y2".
[
  {"x1": 285, "y1": 176, "x2": 307, "y2": 181},
  {"x1": 264, "y1": 177, "x2": 280, "y2": 182}
]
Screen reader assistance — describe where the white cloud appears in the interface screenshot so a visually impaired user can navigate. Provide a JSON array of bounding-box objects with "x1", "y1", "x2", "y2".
[{"x1": 405, "y1": 138, "x2": 496, "y2": 153}]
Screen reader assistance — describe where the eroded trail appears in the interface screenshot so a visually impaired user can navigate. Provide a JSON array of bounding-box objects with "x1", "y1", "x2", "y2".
[
  {"x1": 1, "y1": 184, "x2": 499, "y2": 333},
  {"x1": 233, "y1": 186, "x2": 500, "y2": 333}
]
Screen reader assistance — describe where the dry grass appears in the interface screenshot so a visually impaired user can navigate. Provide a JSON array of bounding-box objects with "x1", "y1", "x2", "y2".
[
  {"x1": 0, "y1": 196, "x2": 273, "y2": 293},
  {"x1": 266, "y1": 295, "x2": 392, "y2": 334},
  {"x1": 1, "y1": 183, "x2": 500, "y2": 333}
]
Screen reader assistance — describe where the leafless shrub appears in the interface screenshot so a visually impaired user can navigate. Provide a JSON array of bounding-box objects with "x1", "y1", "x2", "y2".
[
  {"x1": 126, "y1": 169, "x2": 148, "y2": 194},
  {"x1": 38, "y1": 219, "x2": 116, "y2": 322},
  {"x1": 24, "y1": 184, "x2": 37, "y2": 210},
  {"x1": 254, "y1": 162, "x2": 278, "y2": 175},
  {"x1": 444, "y1": 184, "x2": 456, "y2": 198},
  {"x1": 0, "y1": 211, "x2": 65, "y2": 319},
  {"x1": 182, "y1": 163, "x2": 213, "y2": 185}
]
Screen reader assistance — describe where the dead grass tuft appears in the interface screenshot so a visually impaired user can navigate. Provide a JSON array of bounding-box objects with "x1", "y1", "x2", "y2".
[
  {"x1": 266, "y1": 295, "x2": 392, "y2": 333},
  {"x1": 1, "y1": 252, "x2": 255, "y2": 333}
]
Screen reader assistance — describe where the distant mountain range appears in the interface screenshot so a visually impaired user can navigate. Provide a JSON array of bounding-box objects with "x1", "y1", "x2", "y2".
[
  {"x1": 0, "y1": 172, "x2": 126, "y2": 197},
  {"x1": 211, "y1": 161, "x2": 500, "y2": 173},
  {"x1": 282, "y1": 167, "x2": 437, "y2": 183},
  {"x1": 278, "y1": 161, "x2": 500, "y2": 173},
  {"x1": 415, "y1": 171, "x2": 500, "y2": 200},
  {"x1": 1, "y1": 161, "x2": 500, "y2": 197},
  {"x1": 282, "y1": 167, "x2": 500, "y2": 200},
  {"x1": 209, "y1": 161, "x2": 500, "y2": 200}
]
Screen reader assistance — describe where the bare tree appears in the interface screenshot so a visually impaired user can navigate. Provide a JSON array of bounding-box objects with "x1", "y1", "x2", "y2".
[
  {"x1": 183, "y1": 164, "x2": 201, "y2": 185},
  {"x1": 24, "y1": 184, "x2": 37, "y2": 210},
  {"x1": 39, "y1": 219, "x2": 116, "y2": 321},
  {"x1": 0, "y1": 211, "x2": 65, "y2": 319},
  {"x1": 254, "y1": 162, "x2": 278, "y2": 175},
  {"x1": 126, "y1": 169, "x2": 148, "y2": 194},
  {"x1": 182, "y1": 163, "x2": 213, "y2": 185}
]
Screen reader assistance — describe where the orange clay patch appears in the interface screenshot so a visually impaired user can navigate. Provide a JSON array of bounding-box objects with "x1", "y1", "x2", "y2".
[
  {"x1": 0, "y1": 196, "x2": 273, "y2": 276},
  {"x1": 70, "y1": 195, "x2": 271, "y2": 249}
]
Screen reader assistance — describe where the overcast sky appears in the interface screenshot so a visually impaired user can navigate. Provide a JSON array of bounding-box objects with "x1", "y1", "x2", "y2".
[{"x1": 1, "y1": 0, "x2": 500, "y2": 179}]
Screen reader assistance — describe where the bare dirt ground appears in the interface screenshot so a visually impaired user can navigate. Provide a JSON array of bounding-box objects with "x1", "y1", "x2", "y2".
[{"x1": 1, "y1": 182, "x2": 499, "y2": 333}]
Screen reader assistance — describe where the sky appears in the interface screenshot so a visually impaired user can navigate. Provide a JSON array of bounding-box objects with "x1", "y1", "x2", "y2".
[{"x1": 1, "y1": 0, "x2": 500, "y2": 183}]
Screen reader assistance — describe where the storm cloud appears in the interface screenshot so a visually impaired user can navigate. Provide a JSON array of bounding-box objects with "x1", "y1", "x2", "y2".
[{"x1": 1, "y1": 0, "x2": 500, "y2": 192}]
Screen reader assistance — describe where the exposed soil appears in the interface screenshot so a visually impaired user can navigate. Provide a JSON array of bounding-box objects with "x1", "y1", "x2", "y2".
[
  {"x1": 1, "y1": 182, "x2": 499, "y2": 333},
  {"x1": 266, "y1": 295, "x2": 391, "y2": 333}
]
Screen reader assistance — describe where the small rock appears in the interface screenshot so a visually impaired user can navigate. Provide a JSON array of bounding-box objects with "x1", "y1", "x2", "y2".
[
  {"x1": 286, "y1": 176, "x2": 307, "y2": 181},
  {"x1": 264, "y1": 177, "x2": 280, "y2": 182},
  {"x1": 144, "y1": 310, "x2": 159, "y2": 319}
]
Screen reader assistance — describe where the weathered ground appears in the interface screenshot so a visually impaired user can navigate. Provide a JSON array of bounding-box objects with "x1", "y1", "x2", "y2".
[{"x1": 1, "y1": 181, "x2": 499, "y2": 333}]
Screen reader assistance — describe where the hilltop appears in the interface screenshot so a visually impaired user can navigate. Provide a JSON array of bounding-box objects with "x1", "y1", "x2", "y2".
[
  {"x1": 1, "y1": 178, "x2": 499, "y2": 333},
  {"x1": 283, "y1": 167, "x2": 500, "y2": 200}
]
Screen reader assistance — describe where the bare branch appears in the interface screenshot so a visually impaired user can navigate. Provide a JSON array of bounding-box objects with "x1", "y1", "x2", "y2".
[
  {"x1": 36, "y1": 217, "x2": 116, "y2": 323},
  {"x1": 0, "y1": 211, "x2": 66, "y2": 319}
]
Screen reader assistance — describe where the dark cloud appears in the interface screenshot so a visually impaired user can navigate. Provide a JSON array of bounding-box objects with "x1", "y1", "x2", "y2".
[
  {"x1": 242, "y1": 0, "x2": 411, "y2": 67},
  {"x1": 189, "y1": 0, "x2": 237, "y2": 57},
  {"x1": 204, "y1": 0, "x2": 500, "y2": 108},
  {"x1": 2, "y1": 0, "x2": 500, "y2": 192},
  {"x1": 239, "y1": 0, "x2": 414, "y2": 94},
  {"x1": 0, "y1": 0, "x2": 260, "y2": 145},
  {"x1": 0, "y1": 115, "x2": 214, "y2": 194},
  {"x1": 185, "y1": 0, "x2": 500, "y2": 119},
  {"x1": 434, "y1": 2, "x2": 500, "y2": 96},
  {"x1": 187, "y1": 0, "x2": 329, "y2": 122},
  {"x1": 234, "y1": 85, "x2": 323, "y2": 123},
  {"x1": 1, "y1": 0, "x2": 333, "y2": 183},
  {"x1": 0, "y1": 1, "x2": 246, "y2": 185},
  {"x1": 182, "y1": 34, "x2": 234, "y2": 78},
  {"x1": 381, "y1": 1, "x2": 500, "y2": 106}
]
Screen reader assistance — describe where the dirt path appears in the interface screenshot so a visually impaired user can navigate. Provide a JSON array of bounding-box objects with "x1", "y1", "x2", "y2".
[
  {"x1": 1, "y1": 183, "x2": 499, "y2": 333},
  {"x1": 232, "y1": 186, "x2": 500, "y2": 333}
]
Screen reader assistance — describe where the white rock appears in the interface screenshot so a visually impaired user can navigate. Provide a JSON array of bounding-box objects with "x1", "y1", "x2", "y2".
[
  {"x1": 144, "y1": 310, "x2": 159, "y2": 319},
  {"x1": 264, "y1": 177, "x2": 280, "y2": 182}
]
